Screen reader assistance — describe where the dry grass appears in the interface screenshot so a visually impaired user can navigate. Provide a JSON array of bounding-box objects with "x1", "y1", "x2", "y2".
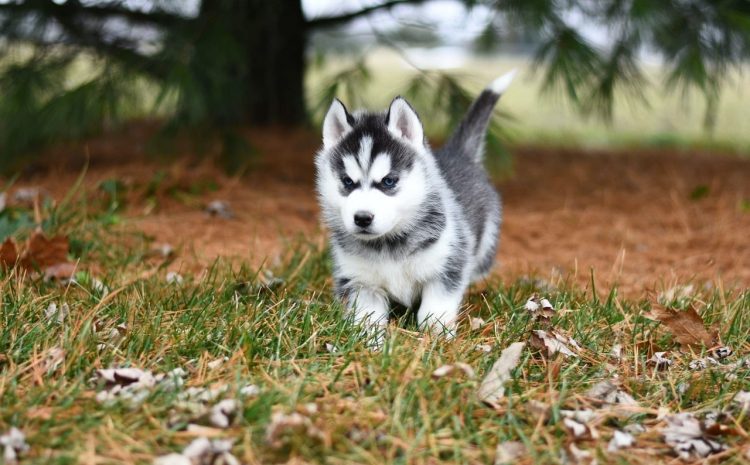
[{"x1": 1, "y1": 160, "x2": 749, "y2": 464}]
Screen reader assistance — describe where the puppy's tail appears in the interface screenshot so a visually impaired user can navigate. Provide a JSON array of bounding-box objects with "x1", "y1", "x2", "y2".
[{"x1": 441, "y1": 69, "x2": 516, "y2": 163}]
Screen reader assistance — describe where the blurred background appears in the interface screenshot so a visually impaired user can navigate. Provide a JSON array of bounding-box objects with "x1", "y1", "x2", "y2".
[{"x1": 1, "y1": 0, "x2": 749, "y2": 292}]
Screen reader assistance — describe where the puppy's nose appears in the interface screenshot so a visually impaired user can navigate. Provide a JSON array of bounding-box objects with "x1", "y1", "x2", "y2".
[{"x1": 354, "y1": 211, "x2": 374, "y2": 228}]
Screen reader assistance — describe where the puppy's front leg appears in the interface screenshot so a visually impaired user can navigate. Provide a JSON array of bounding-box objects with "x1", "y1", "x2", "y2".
[
  {"x1": 417, "y1": 280, "x2": 465, "y2": 338},
  {"x1": 345, "y1": 287, "x2": 389, "y2": 346}
]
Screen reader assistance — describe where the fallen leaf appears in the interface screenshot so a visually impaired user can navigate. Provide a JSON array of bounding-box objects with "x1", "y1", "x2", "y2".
[
  {"x1": 166, "y1": 271, "x2": 184, "y2": 285},
  {"x1": 325, "y1": 343, "x2": 339, "y2": 354},
  {"x1": 524, "y1": 295, "x2": 540, "y2": 312},
  {"x1": 475, "y1": 344, "x2": 492, "y2": 353},
  {"x1": 12, "y1": 187, "x2": 48, "y2": 206},
  {"x1": 155, "y1": 437, "x2": 240, "y2": 465},
  {"x1": 0, "y1": 238, "x2": 18, "y2": 268},
  {"x1": 526, "y1": 400, "x2": 550, "y2": 422},
  {"x1": 42, "y1": 347, "x2": 65, "y2": 373},
  {"x1": 431, "y1": 362, "x2": 475, "y2": 379},
  {"x1": 624, "y1": 423, "x2": 646, "y2": 435},
  {"x1": 610, "y1": 344, "x2": 622, "y2": 360},
  {"x1": 733, "y1": 391, "x2": 750, "y2": 410},
  {"x1": 494, "y1": 440, "x2": 525, "y2": 465},
  {"x1": 43, "y1": 262, "x2": 76, "y2": 281},
  {"x1": 205, "y1": 200, "x2": 233, "y2": 219},
  {"x1": 648, "y1": 352, "x2": 673, "y2": 370},
  {"x1": 561, "y1": 409, "x2": 596, "y2": 424},
  {"x1": 644, "y1": 304, "x2": 717, "y2": 348},
  {"x1": 662, "y1": 413, "x2": 726, "y2": 460},
  {"x1": 208, "y1": 399, "x2": 237, "y2": 428},
  {"x1": 179, "y1": 385, "x2": 229, "y2": 404},
  {"x1": 529, "y1": 330, "x2": 579, "y2": 358},
  {"x1": 21, "y1": 230, "x2": 69, "y2": 269},
  {"x1": 153, "y1": 453, "x2": 191, "y2": 465},
  {"x1": 712, "y1": 346, "x2": 732, "y2": 359},
  {"x1": 95, "y1": 367, "x2": 159, "y2": 406},
  {"x1": 44, "y1": 303, "x2": 69, "y2": 325},
  {"x1": 607, "y1": 430, "x2": 635, "y2": 452},
  {"x1": 0, "y1": 427, "x2": 29, "y2": 465},
  {"x1": 586, "y1": 380, "x2": 639, "y2": 408},
  {"x1": 563, "y1": 417, "x2": 596, "y2": 439},
  {"x1": 477, "y1": 342, "x2": 525, "y2": 405},
  {"x1": 239, "y1": 384, "x2": 260, "y2": 397},
  {"x1": 151, "y1": 243, "x2": 174, "y2": 258},
  {"x1": 566, "y1": 443, "x2": 595, "y2": 464},
  {"x1": 470, "y1": 317, "x2": 485, "y2": 330},
  {"x1": 90, "y1": 278, "x2": 109, "y2": 296},
  {"x1": 206, "y1": 357, "x2": 228, "y2": 370},
  {"x1": 688, "y1": 357, "x2": 719, "y2": 371},
  {"x1": 265, "y1": 411, "x2": 324, "y2": 449}
]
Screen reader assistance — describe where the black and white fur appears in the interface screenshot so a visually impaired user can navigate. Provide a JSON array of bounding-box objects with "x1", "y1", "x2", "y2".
[{"x1": 315, "y1": 70, "x2": 516, "y2": 340}]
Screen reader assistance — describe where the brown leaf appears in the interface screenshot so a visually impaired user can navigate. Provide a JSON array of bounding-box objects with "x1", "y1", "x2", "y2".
[
  {"x1": 529, "y1": 330, "x2": 580, "y2": 358},
  {"x1": 0, "y1": 238, "x2": 18, "y2": 268},
  {"x1": 43, "y1": 262, "x2": 77, "y2": 281},
  {"x1": 645, "y1": 304, "x2": 717, "y2": 348},
  {"x1": 21, "y1": 230, "x2": 70, "y2": 269}
]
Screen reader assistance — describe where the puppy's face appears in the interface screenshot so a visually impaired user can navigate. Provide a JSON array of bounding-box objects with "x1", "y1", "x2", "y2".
[{"x1": 316, "y1": 98, "x2": 428, "y2": 241}]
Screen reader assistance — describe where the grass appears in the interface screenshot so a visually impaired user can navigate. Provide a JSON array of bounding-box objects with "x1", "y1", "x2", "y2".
[{"x1": 1, "y1": 190, "x2": 749, "y2": 465}]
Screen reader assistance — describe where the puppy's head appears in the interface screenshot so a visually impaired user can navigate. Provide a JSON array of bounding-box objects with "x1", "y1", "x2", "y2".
[{"x1": 316, "y1": 97, "x2": 429, "y2": 241}]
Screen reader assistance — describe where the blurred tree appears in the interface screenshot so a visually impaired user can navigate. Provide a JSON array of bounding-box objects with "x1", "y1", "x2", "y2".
[{"x1": 1, "y1": 0, "x2": 750, "y2": 167}]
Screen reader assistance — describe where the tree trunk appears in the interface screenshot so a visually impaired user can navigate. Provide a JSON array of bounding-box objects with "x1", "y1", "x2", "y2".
[{"x1": 198, "y1": 0, "x2": 307, "y2": 125}]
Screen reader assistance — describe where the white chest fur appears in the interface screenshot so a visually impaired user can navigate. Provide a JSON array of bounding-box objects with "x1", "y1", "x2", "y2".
[{"x1": 333, "y1": 220, "x2": 460, "y2": 305}]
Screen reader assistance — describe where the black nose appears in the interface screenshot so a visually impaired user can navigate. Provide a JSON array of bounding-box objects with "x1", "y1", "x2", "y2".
[{"x1": 354, "y1": 211, "x2": 374, "y2": 228}]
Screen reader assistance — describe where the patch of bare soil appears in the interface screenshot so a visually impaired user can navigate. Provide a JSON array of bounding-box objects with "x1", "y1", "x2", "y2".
[{"x1": 8, "y1": 125, "x2": 750, "y2": 296}]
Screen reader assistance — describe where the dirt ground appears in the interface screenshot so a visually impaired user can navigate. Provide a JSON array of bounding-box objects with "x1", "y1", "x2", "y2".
[{"x1": 8, "y1": 124, "x2": 750, "y2": 296}]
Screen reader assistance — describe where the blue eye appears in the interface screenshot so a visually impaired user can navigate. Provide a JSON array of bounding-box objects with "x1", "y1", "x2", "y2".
[
  {"x1": 342, "y1": 176, "x2": 354, "y2": 187},
  {"x1": 382, "y1": 176, "x2": 397, "y2": 187}
]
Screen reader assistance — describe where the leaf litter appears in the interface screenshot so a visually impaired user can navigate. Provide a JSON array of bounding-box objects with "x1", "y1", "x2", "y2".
[
  {"x1": 477, "y1": 342, "x2": 525, "y2": 405},
  {"x1": 44, "y1": 302, "x2": 69, "y2": 324},
  {"x1": 0, "y1": 427, "x2": 29, "y2": 465},
  {"x1": 529, "y1": 330, "x2": 580, "y2": 358},
  {"x1": 265, "y1": 410, "x2": 326, "y2": 449},
  {"x1": 432, "y1": 362, "x2": 476, "y2": 380},
  {"x1": 154, "y1": 437, "x2": 240, "y2": 465},
  {"x1": 95, "y1": 367, "x2": 185, "y2": 406},
  {"x1": 648, "y1": 351, "x2": 673, "y2": 370},
  {"x1": 607, "y1": 430, "x2": 635, "y2": 452},
  {"x1": 0, "y1": 229, "x2": 76, "y2": 280},
  {"x1": 661, "y1": 412, "x2": 727, "y2": 460},
  {"x1": 494, "y1": 440, "x2": 526, "y2": 465},
  {"x1": 644, "y1": 304, "x2": 717, "y2": 349}
]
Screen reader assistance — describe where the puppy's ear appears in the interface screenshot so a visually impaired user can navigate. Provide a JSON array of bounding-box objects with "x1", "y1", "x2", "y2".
[
  {"x1": 322, "y1": 99, "x2": 352, "y2": 149},
  {"x1": 387, "y1": 97, "x2": 424, "y2": 146}
]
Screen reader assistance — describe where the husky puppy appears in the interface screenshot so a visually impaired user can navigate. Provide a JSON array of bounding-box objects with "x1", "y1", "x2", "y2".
[{"x1": 315, "y1": 70, "x2": 515, "y2": 340}]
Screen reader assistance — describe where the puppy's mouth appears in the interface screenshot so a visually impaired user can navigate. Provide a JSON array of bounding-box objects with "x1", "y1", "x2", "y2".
[{"x1": 352, "y1": 228, "x2": 382, "y2": 240}]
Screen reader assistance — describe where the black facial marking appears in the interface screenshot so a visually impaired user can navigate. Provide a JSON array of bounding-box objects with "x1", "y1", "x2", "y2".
[{"x1": 327, "y1": 113, "x2": 417, "y2": 190}]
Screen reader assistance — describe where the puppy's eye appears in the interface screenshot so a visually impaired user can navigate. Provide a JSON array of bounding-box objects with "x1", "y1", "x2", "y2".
[
  {"x1": 342, "y1": 176, "x2": 354, "y2": 187},
  {"x1": 382, "y1": 176, "x2": 398, "y2": 188}
]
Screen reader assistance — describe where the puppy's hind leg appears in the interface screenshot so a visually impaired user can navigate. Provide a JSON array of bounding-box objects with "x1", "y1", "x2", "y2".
[{"x1": 417, "y1": 280, "x2": 466, "y2": 339}]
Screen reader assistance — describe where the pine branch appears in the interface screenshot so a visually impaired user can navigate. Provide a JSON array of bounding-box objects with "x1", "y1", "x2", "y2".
[
  {"x1": 306, "y1": 0, "x2": 427, "y2": 29},
  {"x1": 0, "y1": 1, "x2": 177, "y2": 78},
  {"x1": 0, "y1": 0, "x2": 189, "y2": 27}
]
